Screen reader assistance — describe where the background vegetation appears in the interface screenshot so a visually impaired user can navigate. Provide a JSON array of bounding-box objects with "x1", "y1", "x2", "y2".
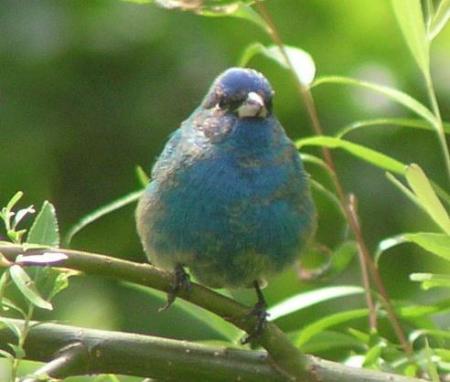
[{"x1": 0, "y1": 0, "x2": 449, "y2": 380}]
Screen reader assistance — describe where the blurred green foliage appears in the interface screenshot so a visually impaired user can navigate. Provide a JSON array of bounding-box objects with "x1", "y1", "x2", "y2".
[{"x1": 1, "y1": 0, "x2": 450, "y2": 380}]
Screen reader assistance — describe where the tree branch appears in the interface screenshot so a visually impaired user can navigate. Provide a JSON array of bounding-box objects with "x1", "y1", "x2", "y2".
[
  {"x1": 0, "y1": 243, "x2": 311, "y2": 381},
  {"x1": 0, "y1": 319, "x2": 427, "y2": 382},
  {"x1": 21, "y1": 342, "x2": 88, "y2": 382}
]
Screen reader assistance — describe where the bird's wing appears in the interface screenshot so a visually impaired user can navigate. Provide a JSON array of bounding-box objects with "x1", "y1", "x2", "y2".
[{"x1": 150, "y1": 127, "x2": 183, "y2": 180}]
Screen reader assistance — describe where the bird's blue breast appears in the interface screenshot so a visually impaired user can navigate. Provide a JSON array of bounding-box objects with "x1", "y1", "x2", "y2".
[{"x1": 137, "y1": 114, "x2": 315, "y2": 288}]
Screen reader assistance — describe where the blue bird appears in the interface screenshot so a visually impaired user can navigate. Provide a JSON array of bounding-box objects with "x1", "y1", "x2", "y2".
[{"x1": 136, "y1": 67, "x2": 316, "y2": 340}]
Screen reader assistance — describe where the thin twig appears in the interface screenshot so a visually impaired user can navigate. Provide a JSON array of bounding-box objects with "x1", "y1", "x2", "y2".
[
  {"x1": 21, "y1": 342, "x2": 88, "y2": 382},
  {"x1": 253, "y1": 0, "x2": 412, "y2": 355},
  {"x1": 348, "y1": 194, "x2": 377, "y2": 331},
  {"x1": 11, "y1": 303, "x2": 34, "y2": 382}
]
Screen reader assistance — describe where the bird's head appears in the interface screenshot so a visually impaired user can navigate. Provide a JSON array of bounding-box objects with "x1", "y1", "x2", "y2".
[{"x1": 202, "y1": 68, "x2": 273, "y2": 119}]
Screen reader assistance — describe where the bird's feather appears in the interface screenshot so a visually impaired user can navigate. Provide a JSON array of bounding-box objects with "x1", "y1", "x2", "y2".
[{"x1": 136, "y1": 68, "x2": 316, "y2": 289}]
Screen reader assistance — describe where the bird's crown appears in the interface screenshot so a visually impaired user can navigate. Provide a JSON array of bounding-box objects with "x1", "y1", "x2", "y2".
[{"x1": 202, "y1": 68, "x2": 274, "y2": 118}]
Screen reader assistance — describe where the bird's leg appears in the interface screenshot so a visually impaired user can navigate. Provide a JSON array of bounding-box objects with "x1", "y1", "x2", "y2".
[
  {"x1": 241, "y1": 280, "x2": 269, "y2": 344},
  {"x1": 159, "y1": 264, "x2": 192, "y2": 312}
]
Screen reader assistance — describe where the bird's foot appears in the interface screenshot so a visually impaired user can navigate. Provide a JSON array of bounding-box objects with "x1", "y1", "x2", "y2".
[
  {"x1": 159, "y1": 264, "x2": 191, "y2": 312},
  {"x1": 241, "y1": 280, "x2": 269, "y2": 345},
  {"x1": 240, "y1": 299, "x2": 269, "y2": 345}
]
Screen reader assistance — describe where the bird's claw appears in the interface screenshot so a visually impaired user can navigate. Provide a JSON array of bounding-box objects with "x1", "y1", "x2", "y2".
[
  {"x1": 241, "y1": 300, "x2": 269, "y2": 344},
  {"x1": 159, "y1": 265, "x2": 191, "y2": 312}
]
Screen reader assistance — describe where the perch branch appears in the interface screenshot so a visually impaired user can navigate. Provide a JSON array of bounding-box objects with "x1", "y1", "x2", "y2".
[
  {"x1": 0, "y1": 243, "x2": 311, "y2": 381},
  {"x1": 0, "y1": 319, "x2": 427, "y2": 382}
]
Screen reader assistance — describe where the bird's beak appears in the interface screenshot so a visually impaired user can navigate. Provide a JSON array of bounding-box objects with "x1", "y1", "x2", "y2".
[{"x1": 237, "y1": 92, "x2": 267, "y2": 118}]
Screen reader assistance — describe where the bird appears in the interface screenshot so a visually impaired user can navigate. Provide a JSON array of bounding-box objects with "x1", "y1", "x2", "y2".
[{"x1": 136, "y1": 67, "x2": 316, "y2": 341}]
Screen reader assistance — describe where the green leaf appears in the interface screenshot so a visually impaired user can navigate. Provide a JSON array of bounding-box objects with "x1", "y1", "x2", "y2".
[
  {"x1": 9, "y1": 265, "x2": 52, "y2": 310},
  {"x1": 155, "y1": 0, "x2": 254, "y2": 8},
  {"x1": 312, "y1": 76, "x2": 438, "y2": 128},
  {"x1": 1, "y1": 297, "x2": 27, "y2": 318},
  {"x1": 121, "y1": 0, "x2": 154, "y2": 3},
  {"x1": 8, "y1": 343, "x2": 25, "y2": 359},
  {"x1": 379, "y1": 232, "x2": 450, "y2": 262},
  {"x1": 336, "y1": 118, "x2": 450, "y2": 139},
  {"x1": 397, "y1": 300, "x2": 450, "y2": 318},
  {"x1": 363, "y1": 343, "x2": 384, "y2": 367},
  {"x1": 295, "y1": 308, "x2": 369, "y2": 347},
  {"x1": 297, "y1": 136, "x2": 406, "y2": 174},
  {"x1": 0, "y1": 271, "x2": 9, "y2": 302},
  {"x1": 404, "y1": 363, "x2": 420, "y2": 377},
  {"x1": 405, "y1": 164, "x2": 450, "y2": 234},
  {"x1": 300, "y1": 153, "x2": 329, "y2": 172},
  {"x1": 47, "y1": 270, "x2": 76, "y2": 300},
  {"x1": 146, "y1": 1, "x2": 269, "y2": 32},
  {"x1": 348, "y1": 328, "x2": 371, "y2": 344},
  {"x1": 7, "y1": 229, "x2": 27, "y2": 244},
  {"x1": 425, "y1": 0, "x2": 435, "y2": 28},
  {"x1": 424, "y1": 339, "x2": 441, "y2": 382},
  {"x1": 300, "y1": 154, "x2": 344, "y2": 215},
  {"x1": 268, "y1": 285, "x2": 364, "y2": 321},
  {"x1": 391, "y1": 0, "x2": 430, "y2": 74},
  {"x1": 375, "y1": 233, "x2": 407, "y2": 263},
  {"x1": 410, "y1": 273, "x2": 450, "y2": 289},
  {"x1": 27, "y1": 201, "x2": 59, "y2": 247},
  {"x1": 176, "y1": 296, "x2": 243, "y2": 342},
  {"x1": 386, "y1": 172, "x2": 450, "y2": 218},
  {"x1": 309, "y1": 179, "x2": 343, "y2": 216},
  {"x1": 0, "y1": 349, "x2": 14, "y2": 359},
  {"x1": 386, "y1": 172, "x2": 421, "y2": 208},
  {"x1": 240, "y1": 43, "x2": 316, "y2": 86},
  {"x1": 199, "y1": 4, "x2": 269, "y2": 33},
  {"x1": 435, "y1": 348, "x2": 450, "y2": 361},
  {"x1": 329, "y1": 241, "x2": 358, "y2": 276},
  {"x1": 13, "y1": 206, "x2": 35, "y2": 230},
  {"x1": 239, "y1": 42, "x2": 265, "y2": 67},
  {"x1": 0, "y1": 252, "x2": 11, "y2": 267},
  {"x1": 293, "y1": 330, "x2": 363, "y2": 354},
  {"x1": 431, "y1": 181, "x2": 450, "y2": 210},
  {"x1": 410, "y1": 329, "x2": 450, "y2": 343},
  {"x1": 0, "y1": 317, "x2": 22, "y2": 339},
  {"x1": 127, "y1": 0, "x2": 255, "y2": 5},
  {"x1": 136, "y1": 165, "x2": 150, "y2": 187},
  {"x1": 93, "y1": 375, "x2": 122, "y2": 382},
  {"x1": 5, "y1": 192, "x2": 24, "y2": 214},
  {"x1": 121, "y1": 282, "x2": 242, "y2": 341},
  {"x1": 429, "y1": 0, "x2": 450, "y2": 40},
  {"x1": 1, "y1": 191, "x2": 24, "y2": 231},
  {"x1": 65, "y1": 190, "x2": 143, "y2": 246}
]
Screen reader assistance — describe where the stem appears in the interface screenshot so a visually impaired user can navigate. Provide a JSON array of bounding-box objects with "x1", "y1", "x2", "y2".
[
  {"x1": 424, "y1": 70, "x2": 450, "y2": 183},
  {"x1": 11, "y1": 303, "x2": 34, "y2": 382},
  {"x1": 253, "y1": 0, "x2": 412, "y2": 356},
  {"x1": 21, "y1": 342, "x2": 87, "y2": 382},
  {"x1": 0, "y1": 244, "x2": 313, "y2": 382},
  {"x1": 0, "y1": 318, "x2": 427, "y2": 382},
  {"x1": 348, "y1": 195, "x2": 377, "y2": 331}
]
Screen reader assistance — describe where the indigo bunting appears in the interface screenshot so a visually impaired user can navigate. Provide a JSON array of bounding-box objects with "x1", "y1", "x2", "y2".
[{"x1": 136, "y1": 68, "x2": 315, "y2": 339}]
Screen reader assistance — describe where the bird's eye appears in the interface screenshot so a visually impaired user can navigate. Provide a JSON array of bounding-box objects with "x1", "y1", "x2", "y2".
[
  {"x1": 218, "y1": 97, "x2": 245, "y2": 112},
  {"x1": 218, "y1": 99, "x2": 228, "y2": 109}
]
